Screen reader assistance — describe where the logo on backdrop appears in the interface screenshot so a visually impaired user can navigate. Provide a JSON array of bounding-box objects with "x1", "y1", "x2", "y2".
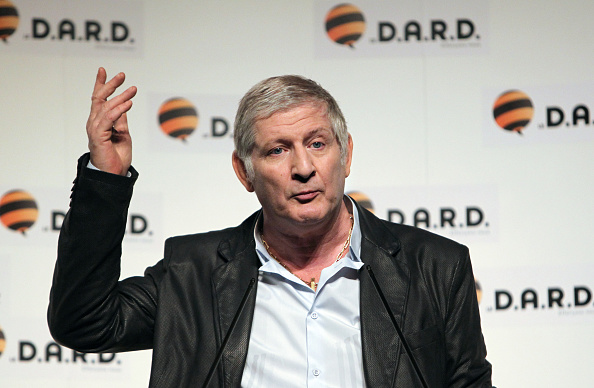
[
  {"x1": 149, "y1": 93, "x2": 237, "y2": 153},
  {"x1": 484, "y1": 84, "x2": 594, "y2": 144},
  {"x1": 0, "y1": 326, "x2": 122, "y2": 374},
  {"x1": 158, "y1": 98, "x2": 199, "y2": 142},
  {"x1": 156, "y1": 97, "x2": 231, "y2": 144},
  {"x1": 0, "y1": 326, "x2": 5, "y2": 357},
  {"x1": 345, "y1": 185, "x2": 498, "y2": 243},
  {"x1": 0, "y1": 187, "x2": 160, "y2": 247},
  {"x1": 492, "y1": 90, "x2": 534, "y2": 135},
  {"x1": 1, "y1": 0, "x2": 143, "y2": 56},
  {"x1": 0, "y1": 190, "x2": 38, "y2": 235},
  {"x1": 475, "y1": 279, "x2": 482, "y2": 304},
  {"x1": 386, "y1": 205, "x2": 490, "y2": 233},
  {"x1": 478, "y1": 265, "x2": 594, "y2": 326},
  {"x1": 0, "y1": 0, "x2": 18, "y2": 42},
  {"x1": 316, "y1": 0, "x2": 489, "y2": 58},
  {"x1": 48, "y1": 210, "x2": 153, "y2": 237},
  {"x1": 486, "y1": 284, "x2": 594, "y2": 314},
  {"x1": 11, "y1": 340, "x2": 119, "y2": 365},
  {"x1": 0, "y1": 321, "x2": 132, "y2": 383},
  {"x1": 325, "y1": 3, "x2": 366, "y2": 48}
]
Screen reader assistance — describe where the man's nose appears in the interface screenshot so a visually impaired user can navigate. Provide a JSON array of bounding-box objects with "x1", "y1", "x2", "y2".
[{"x1": 291, "y1": 147, "x2": 315, "y2": 182}]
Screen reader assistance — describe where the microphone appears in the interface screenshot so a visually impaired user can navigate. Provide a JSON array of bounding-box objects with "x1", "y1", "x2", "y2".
[
  {"x1": 366, "y1": 265, "x2": 429, "y2": 388},
  {"x1": 202, "y1": 277, "x2": 256, "y2": 388}
]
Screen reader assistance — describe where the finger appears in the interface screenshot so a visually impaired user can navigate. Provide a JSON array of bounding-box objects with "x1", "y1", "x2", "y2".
[
  {"x1": 89, "y1": 68, "x2": 122, "y2": 125},
  {"x1": 88, "y1": 84, "x2": 136, "y2": 135},
  {"x1": 97, "y1": 86, "x2": 137, "y2": 134},
  {"x1": 113, "y1": 109, "x2": 130, "y2": 131},
  {"x1": 88, "y1": 83, "x2": 135, "y2": 132},
  {"x1": 88, "y1": 68, "x2": 107, "y2": 122},
  {"x1": 93, "y1": 67, "x2": 107, "y2": 93},
  {"x1": 90, "y1": 71, "x2": 126, "y2": 110},
  {"x1": 103, "y1": 85, "x2": 137, "y2": 115},
  {"x1": 102, "y1": 71, "x2": 127, "y2": 99},
  {"x1": 90, "y1": 67, "x2": 108, "y2": 106},
  {"x1": 96, "y1": 99, "x2": 134, "y2": 139},
  {"x1": 111, "y1": 112, "x2": 132, "y2": 143},
  {"x1": 112, "y1": 112, "x2": 129, "y2": 138}
]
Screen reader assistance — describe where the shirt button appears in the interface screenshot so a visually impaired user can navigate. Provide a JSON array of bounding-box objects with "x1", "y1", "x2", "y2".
[
  {"x1": 312, "y1": 369, "x2": 320, "y2": 377},
  {"x1": 311, "y1": 312, "x2": 319, "y2": 319}
]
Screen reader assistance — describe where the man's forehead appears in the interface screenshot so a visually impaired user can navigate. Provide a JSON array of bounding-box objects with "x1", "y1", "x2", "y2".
[
  {"x1": 257, "y1": 101, "x2": 327, "y2": 122},
  {"x1": 254, "y1": 122, "x2": 333, "y2": 148},
  {"x1": 255, "y1": 104, "x2": 330, "y2": 130}
]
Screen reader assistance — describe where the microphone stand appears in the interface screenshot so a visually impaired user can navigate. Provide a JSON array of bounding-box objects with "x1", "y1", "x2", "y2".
[
  {"x1": 366, "y1": 265, "x2": 429, "y2": 388},
  {"x1": 201, "y1": 278, "x2": 256, "y2": 388}
]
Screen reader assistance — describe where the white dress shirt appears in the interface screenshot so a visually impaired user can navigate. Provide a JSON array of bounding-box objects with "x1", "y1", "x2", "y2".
[{"x1": 241, "y1": 202, "x2": 365, "y2": 388}]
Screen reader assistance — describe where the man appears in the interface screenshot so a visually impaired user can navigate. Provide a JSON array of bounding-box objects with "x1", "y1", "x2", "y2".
[{"x1": 48, "y1": 68, "x2": 492, "y2": 387}]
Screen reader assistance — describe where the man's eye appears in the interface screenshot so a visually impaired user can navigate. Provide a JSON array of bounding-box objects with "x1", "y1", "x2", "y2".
[
  {"x1": 311, "y1": 141, "x2": 323, "y2": 149},
  {"x1": 270, "y1": 147, "x2": 283, "y2": 155}
]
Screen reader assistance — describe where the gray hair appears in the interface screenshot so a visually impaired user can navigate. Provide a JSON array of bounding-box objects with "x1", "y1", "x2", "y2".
[{"x1": 233, "y1": 75, "x2": 348, "y2": 181}]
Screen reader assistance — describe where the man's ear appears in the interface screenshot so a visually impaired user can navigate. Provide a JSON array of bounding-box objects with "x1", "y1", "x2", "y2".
[
  {"x1": 232, "y1": 151, "x2": 254, "y2": 192},
  {"x1": 344, "y1": 133, "x2": 353, "y2": 178}
]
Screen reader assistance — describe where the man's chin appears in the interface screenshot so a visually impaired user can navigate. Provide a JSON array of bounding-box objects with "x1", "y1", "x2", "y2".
[{"x1": 290, "y1": 205, "x2": 334, "y2": 225}]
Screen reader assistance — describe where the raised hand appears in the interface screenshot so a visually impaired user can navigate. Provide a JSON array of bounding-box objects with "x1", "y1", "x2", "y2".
[{"x1": 86, "y1": 67, "x2": 137, "y2": 176}]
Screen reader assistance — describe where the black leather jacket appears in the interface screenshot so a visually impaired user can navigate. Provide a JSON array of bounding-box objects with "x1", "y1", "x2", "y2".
[{"x1": 48, "y1": 154, "x2": 492, "y2": 387}]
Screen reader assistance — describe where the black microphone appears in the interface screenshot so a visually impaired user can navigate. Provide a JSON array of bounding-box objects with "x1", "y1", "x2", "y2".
[
  {"x1": 366, "y1": 265, "x2": 429, "y2": 388},
  {"x1": 202, "y1": 277, "x2": 256, "y2": 388}
]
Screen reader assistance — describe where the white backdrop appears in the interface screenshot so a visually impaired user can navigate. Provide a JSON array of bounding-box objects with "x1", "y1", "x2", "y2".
[{"x1": 1, "y1": 0, "x2": 593, "y2": 386}]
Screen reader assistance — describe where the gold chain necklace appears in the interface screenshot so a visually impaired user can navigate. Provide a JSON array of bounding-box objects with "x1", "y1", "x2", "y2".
[{"x1": 261, "y1": 215, "x2": 354, "y2": 291}]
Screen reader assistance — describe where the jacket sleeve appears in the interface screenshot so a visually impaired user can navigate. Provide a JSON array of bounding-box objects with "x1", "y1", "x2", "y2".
[
  {"x1": 48, "y1": 153, "x2": 162, "y2": 353},
  {"x1": 445, "y1": 248, "x2": 492, "y2": 387}
]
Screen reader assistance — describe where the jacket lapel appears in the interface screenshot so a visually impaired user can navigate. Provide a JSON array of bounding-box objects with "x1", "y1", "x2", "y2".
[
  {"x1": 358, "y1": 206, "x2": 411, "y2": 388},
  {"x1": 212, "y1": 213, "x2": 261, "y2": 388}
]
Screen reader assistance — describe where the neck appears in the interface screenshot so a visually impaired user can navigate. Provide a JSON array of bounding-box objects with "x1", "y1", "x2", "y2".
[{"x1": 260, "y1": 197, "x2": 353, "y2": 271}]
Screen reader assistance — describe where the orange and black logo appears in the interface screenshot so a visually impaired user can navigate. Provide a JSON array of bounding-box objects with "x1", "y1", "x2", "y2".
[
  {"x1": 325, "y1": 3, "x2": 365, "y2": 48},
  {"x1": 0, "y1": 0, "x2": 18, "y2": 42},
  {"x1": 492, "y1": 90, "x2": 534, "y2": 134},
  {"x1": 347, "y1": 191, "x2": 374, "y2": 213},
  {"x1": 0, "y1": 189, "x2": 38, "y2": 234},
  {"x1": 475, "y1": 278, "x2": 482, "y2": 304},
  {"x1": 158, "y1": 97, "x2": 198, "y2": 142},
  {"x1": 0, "y1": 326, "x2": 5, "y2": 357}
]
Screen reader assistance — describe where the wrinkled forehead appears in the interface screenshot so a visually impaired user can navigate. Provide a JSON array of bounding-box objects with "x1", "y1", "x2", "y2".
[
  {"x1": 253, "y1": 103, "x2": 332, "y2": 137},
  {"x1": 254, "y1": 102, "x2": 332, "y2": 134},
  {"x1": 255, "y1": 99, "x2": 329, "y2": 122}
]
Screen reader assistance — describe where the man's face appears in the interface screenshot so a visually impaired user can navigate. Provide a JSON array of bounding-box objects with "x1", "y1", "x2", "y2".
[{"x1": 234, "y1": 103, "x2": 352, "y2": 231}]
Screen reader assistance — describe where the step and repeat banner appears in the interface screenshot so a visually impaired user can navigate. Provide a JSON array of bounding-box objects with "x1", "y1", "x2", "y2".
[{"x1": 1, "y1": 0, "x2": 592, "y2": 386}]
